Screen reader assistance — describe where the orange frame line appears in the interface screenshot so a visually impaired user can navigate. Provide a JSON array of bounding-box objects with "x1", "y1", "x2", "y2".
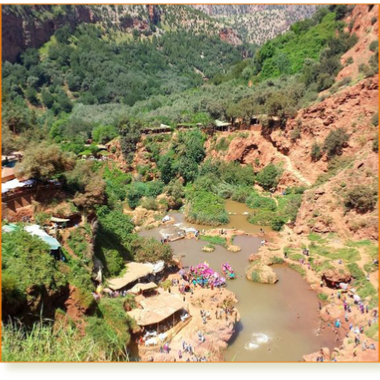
[{"x1": 0, "y1": 2, "x2": 380, "y2": 364}]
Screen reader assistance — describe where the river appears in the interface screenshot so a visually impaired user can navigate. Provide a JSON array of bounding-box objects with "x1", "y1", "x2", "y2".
[{"x1": 139, "y1": 200, "x2": 336, "y2": 361}]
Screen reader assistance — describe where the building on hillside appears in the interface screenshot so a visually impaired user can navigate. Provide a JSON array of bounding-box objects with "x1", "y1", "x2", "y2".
[
  {"x1": 214, "y1": 119, "x2": 231, "y2": 132},
  {"x1": 141, "y1": 124, "x2": 172, "y2": 135}
]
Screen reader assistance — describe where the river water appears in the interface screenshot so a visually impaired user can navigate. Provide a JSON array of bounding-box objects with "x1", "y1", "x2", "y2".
[{"x1": 139, "y1": 200, "x2": 336, "y2": 362}]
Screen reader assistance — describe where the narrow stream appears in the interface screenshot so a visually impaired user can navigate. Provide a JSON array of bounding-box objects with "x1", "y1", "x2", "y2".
[{"x1": 139, "y1": 201, "x2": 336, "y2": 361}]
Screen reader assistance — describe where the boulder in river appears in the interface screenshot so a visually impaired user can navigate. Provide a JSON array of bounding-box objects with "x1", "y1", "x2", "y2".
[
  {"x1": 246, "y1": 262, "x2": 278, "y2": 284},
  {"x1": 227, "y1": 244, "x2": 241, "y2": 252}
]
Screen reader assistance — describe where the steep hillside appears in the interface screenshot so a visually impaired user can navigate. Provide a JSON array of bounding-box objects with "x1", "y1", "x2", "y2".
[
  {"x1": 337, "y1": 4, "x2": 379, "y2": 81},
  {"x1": 1, "y1": 4, "x2": 239, "y2": 63},
  {"x1": 192, "y1": 4, "x2": 318, "y2": 45},
  {"x1": 2, "y1": 4, "x2": 320, "y2": 63}
]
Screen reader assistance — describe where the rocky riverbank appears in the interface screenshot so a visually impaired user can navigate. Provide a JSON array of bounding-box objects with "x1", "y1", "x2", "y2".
[{"x1": 252, "y1": 226, "x2": 379, "y2": 362}]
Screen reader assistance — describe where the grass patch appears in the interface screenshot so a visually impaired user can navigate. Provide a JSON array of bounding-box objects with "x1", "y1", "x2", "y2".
[
  {"x1": 308, "y1": 233, "x2": 327, "y2": 243},
  {"x1": 365, "y1": 322, "x2": 379, "y2": 341},
  {"x1": 270, "y1": 256, "x2": 285, "y2": 264},
  {"x1": 288, "y1": 263, "x2": 306, "y2": 277},
  {"x1": 199, "y1": 235, "x2": 227, "y2": 247},
  {"x1": 318, "y1": 293, "x2": 328, "y2": 301},
  {"x1": 250, "y1": 270, "x2": 261, "y2": 283},
  {"x1": 346, "y1": 263, "x2": 377, "y2": 303},
  {"x1": 289, "y1": 253, "x2": 305, "y2": 261},
  {"x1": 345, "y1": 239, "x2": 372, "y2": 247},
  {"x1": 310, "y1": 245, "x2": 360, "y2": 262}
]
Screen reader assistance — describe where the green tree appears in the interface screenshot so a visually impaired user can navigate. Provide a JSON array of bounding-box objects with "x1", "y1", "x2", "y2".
[
  {"x1": 256, "y1": 164, "x2": 282, "y2": 190},
  {"x1": 132, "y1": 237, "x2": 173, "y2": 264},
  {"x1": 119, "y1": 119, "x2": 141, "y2": 164},
  {"x1": 65, "y1": 161, "x2": 106, "y2": 212},
  {"x1": 25, "y1": 87, "x2": 39, "y2": 106},
  {"x1": 323, "y1": 128, "x2": 349, "y2": 158},
  {"x1": 311, "y1": 142, "x2": 323, "y2": 161},
  {"x1": 15, "y1": 142, "x2": 75, "y2": 180},
  {"x1": 41, "y1": 88, "x2": 54, "y2": 109},
  {"x1": 344, "y1": 185, "x2": 378, "y2": 213},
  {"x1": 92, "y1": 125, "x2": 118, "y2": 144}
]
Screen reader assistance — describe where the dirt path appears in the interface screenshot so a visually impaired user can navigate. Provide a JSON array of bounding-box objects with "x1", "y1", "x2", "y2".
[{"x1": 279, "y1": 153, "x2": 312, "y2": 187}]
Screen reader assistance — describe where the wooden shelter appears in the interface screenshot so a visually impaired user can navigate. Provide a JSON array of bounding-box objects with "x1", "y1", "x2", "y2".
[
  {"x1": 141, "y1": 124, "x2": 172, "y2": 135},
  {"x1": 128, "y1": 282, "x2": 158, "y2": 295},
  {"x1": 127, "y1": 290, "x2": 187, "y2": 332},
  {"x1": 107, "y1": 262, "x2": 154, "y2": 291}
]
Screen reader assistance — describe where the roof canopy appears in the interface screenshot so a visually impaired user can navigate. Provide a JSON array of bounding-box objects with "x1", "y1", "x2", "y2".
[
  {"x1": 25, "y1": 225, "x2": 61, "y2": 250},
  {"x1": 51, "y1": 217, "x2": 70, "y2": 223},
  {"x1": 214, "y1": 120, "x2": 231, "y2": 127},
  {"x1": 2, "y1": 178, "x2": 35, "y2": 193},
  {"x1": 127, "y1": 291, "x2": 185, "y2": 326},
  {"x1": 2, "y1": 224, "x2": 61, "y2": 250},
  {"x1": 128, "y1": 282, "x2": 157, "y2": 294},
  {"x1": 107, "y1": 262, "x2": 154, "y2": 290}
]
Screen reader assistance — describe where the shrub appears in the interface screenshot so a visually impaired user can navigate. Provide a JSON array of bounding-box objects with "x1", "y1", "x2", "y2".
[
  {"x1": 126, "y1": 182, "x2": 147, "y2": 209},
  {"x1": 248, "y1": 209, "x2": 277, "y2": 226},
  {"x1": 345, "y1": 56, "x2": 354, "y2": 65},
  {"x1": 246, "y1": 194, "x2": 277, "y2": 211},
  {"x1": 256, "y1": 164, "x2": 282, "y2": 190},
  {"x1": 344, "y1": 185, "x2": 378, "y2": 213},
  {"x1": 290, "y1": 126, "x2": 301, "y2": 141},
  {"x1": 132, "y1": 237, "x2": 173, "y2": 264},
  {"x1": 185, "y1": 189, "x2": 229, "y2": 226},
  {"x1": 270, "y1": 256, "x2": 284, "y2": 264},
  {"x1": 140, "y1": 197, "x2": 158, "y2": 211},
  {"x1": 359, "y1": 63, "x2": 375, "y2": 78},
  {"x1": 369, "y1": 40, "x2": 378, "y2": 52},
  {"x1": 92, "y1": 125, "x2": 118, "y2": 144},
  {"x1": 271, "y1": 216, "x2": 286, "y2": 231},
  {"x1": 250, "y1": 270, "x2": 261, "y2": 283},
  {"x1": 220, "y1": 161, "x2": 255, "y2": 186},
  {"x1": 337, "y1": 77, "x2": 351, "y2": 87},
  {"x1": 215, "y1": 137, "x2": 230, "y2": 152},
  {"x1": 322, "y1": 128, "x2": 349, "y2": 158},
  {"x1": 318, "y1": 293, "x2": 328, "y2": 301},
  {"x1": 231, "y1": 186, "x2": 251, "y2": 203},
  {"x1": 373, "y1": 133, "x2": 378, "y2": 153},
  {"x1": 371, "y1": 112, "x2": 378, "y2": 126},
  {"x1": 145, "y1": 181, "x2": 165, "y2": 198},
  {"x1": 311, "y1": 142, "x2": 323, "y2": 161},
  {"x1": 100, "y1": 248, "x2": 125, "y2": 277}
]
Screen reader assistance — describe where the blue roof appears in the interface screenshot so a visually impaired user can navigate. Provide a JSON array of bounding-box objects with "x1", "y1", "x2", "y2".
[{"x1": 3, "y1": 223, "x2": 61, "y2": 251}]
